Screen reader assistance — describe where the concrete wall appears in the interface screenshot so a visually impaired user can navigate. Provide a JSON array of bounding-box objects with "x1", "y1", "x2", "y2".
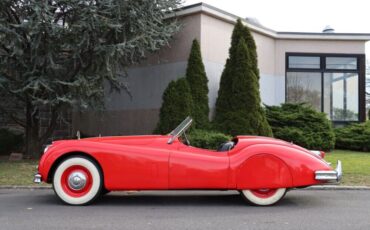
[
  {"x1": 73, "y1": 15, "x2": 201, "y2": 135},
  {"x1": 73, "y1": 11, "x2": 367, "y2": 136}
]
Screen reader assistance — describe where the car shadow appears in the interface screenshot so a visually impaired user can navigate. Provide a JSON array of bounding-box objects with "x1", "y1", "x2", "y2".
[
  {"x1": 91, "y1": 190, "x2": 322, "y2": 208},
  {"x1": 35, "y1": 190, "x2": 325, "y2": 208}
]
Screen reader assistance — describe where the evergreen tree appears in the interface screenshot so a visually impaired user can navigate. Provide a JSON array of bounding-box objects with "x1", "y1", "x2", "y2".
[
  {"x1": 0, "y1": 0, "x2": 181, "y2": 156},
  {"x1": 185, "y1": 39, "x2": 210, "y2": 129},
  {"x1": 214, "y1": 19, "x2": 272, "y2": 136},
  {"x1": 155, "y1": 78, "x2": 193, "y2": 134}
]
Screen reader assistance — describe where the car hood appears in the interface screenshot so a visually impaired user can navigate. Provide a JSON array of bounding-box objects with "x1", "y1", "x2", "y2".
[{"x1": 80, "y1": 135, "x2": 168, "y2": 146}]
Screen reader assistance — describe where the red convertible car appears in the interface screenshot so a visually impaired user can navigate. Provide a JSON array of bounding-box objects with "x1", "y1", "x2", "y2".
[{"x1": 34, "y1": 117, "x2": 342, "y2": 206}]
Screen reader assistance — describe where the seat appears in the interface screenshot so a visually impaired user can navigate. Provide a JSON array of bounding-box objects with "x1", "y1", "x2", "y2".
[{"x1": 217, "y1": 141, "x2": 235, "y2": 152}]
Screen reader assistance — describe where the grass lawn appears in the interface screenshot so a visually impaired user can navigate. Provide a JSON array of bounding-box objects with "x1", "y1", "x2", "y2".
[
  {"x1": 325, "y1": 150, "x2": 370, "y2": 186},
  {"x1": 0, "y1": 150, "x2": 369, "y2": 186},
  {"x1": 0, "y1": 157, "x2": 39, "y2": 186}
]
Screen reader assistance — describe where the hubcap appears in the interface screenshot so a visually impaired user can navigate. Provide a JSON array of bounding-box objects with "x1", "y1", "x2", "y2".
[
  {"x1": 68, "y1": 172, "x2": 87, "y2": 190},
  {"x1": 250, "y1": 188, "x2": 278, "y2": 198}
]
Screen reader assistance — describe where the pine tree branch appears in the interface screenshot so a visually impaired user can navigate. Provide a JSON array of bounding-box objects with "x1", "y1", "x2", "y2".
[
  {"x1": 39, "y1": 105, "x2": 60, "y2": 143},
  {"x1": 0, "y1": 105, "x2": 26, "y2": 127}
]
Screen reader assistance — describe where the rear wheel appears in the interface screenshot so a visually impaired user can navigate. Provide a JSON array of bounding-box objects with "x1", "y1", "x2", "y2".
[
  {"x1": 241, "y1": 188, "x2": 287, "y2": 206},
  {"x1": 52, "y1": 156, "x2": 103, "y2": 205}
]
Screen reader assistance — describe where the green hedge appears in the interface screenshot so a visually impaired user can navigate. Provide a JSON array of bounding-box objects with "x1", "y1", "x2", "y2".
[
  {"x1": 0, "y1": 128, "x2": 24, "y2": 155},
  {"x1": 265, "y1": 103, "x2": 335, "y2": 151},
  {"x1": 335, "y1": 122, "x2": 370, "y2": 151},
  {"x1": 188, "y1": 129, "x2": 232, "y2": 150}
]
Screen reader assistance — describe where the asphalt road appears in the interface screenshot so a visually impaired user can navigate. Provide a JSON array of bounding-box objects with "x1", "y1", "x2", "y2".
[{"x1": 0, "y1": 189, "x2": 369, "y2": 230}]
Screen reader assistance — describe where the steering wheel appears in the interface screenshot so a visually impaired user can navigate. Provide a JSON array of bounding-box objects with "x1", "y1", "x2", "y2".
[{"x1": 182, "y1": 132, "x2": 190, "y2": 146}]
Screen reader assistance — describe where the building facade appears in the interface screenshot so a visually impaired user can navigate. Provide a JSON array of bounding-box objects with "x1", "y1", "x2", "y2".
[{"x1": 72, "y1": 3, "x2": 370, "y2": 136}]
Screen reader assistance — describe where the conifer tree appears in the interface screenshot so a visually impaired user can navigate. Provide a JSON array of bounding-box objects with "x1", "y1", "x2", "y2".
[
  {"x1": 0, "y1": 0, "x2": 181, "y2": 156},
  {"x1": 154, "y1": 78, "x2": 193, "y2": 134},
  {"x1": 185, "y1": 39, "x2": 210, "y2": 129},
  {"x1": 214, "y1": 19, "x2": 272, "y2": 136}
]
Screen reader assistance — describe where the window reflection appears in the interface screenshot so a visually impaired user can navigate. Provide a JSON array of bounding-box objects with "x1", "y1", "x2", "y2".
[
  {"x1": 324, "y1": 73, "x2": 358, "y2": 121},
  {"x1": 286, "y1": 72, "x2": 322, "y2": 111},
  {"x1": 288, "y1": 56, "x2": 320, "y2": 69},
  {"x1": 326, "y1": 57, "x2": 357, "y2": 70}
]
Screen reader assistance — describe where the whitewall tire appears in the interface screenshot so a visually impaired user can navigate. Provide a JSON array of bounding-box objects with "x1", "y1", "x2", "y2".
[
  {"x1": 53, "y1": 156, "x2": 102, "y2": 205},
  {"x1": 241, "y1": 188, "x2": 287, "y2": 206}
]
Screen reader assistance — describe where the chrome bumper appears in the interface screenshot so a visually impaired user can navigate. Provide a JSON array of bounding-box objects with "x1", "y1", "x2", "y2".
[
  {"x1": 34, "y1": 173, "x2": 42, "y2": 183},
  {"x1": 315, "y1": 160, "x2": 342, "y2": 182}
]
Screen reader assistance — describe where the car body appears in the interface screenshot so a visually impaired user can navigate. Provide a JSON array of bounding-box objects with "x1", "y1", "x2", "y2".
[{"x1": 34, "y1": 117, "x2": 342, "y2": 206}]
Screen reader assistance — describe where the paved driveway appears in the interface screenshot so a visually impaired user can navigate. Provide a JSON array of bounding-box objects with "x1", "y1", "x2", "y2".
[{"x1": 0, "y1": 189, "x2": 369, "y2": 230}]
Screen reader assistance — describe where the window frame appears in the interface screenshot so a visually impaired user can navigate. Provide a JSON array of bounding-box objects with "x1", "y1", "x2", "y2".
[{"x1": 285, "y1": 52, "x2": 366, "y2": 123}]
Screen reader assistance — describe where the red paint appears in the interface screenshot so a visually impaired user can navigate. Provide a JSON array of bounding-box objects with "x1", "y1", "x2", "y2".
[
  {"x1": 61, "y1": 165, "x2": 92, "y2": 197},
  {"x1": 250, "y1": 189, "x2": 277, "y2": 198},
  {"x1": 37, "y1": 135, "x2": 334, "y2": 191}
]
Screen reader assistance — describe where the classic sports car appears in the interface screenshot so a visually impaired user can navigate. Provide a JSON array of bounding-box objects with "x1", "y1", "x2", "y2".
[{"x1": 34, "y1": 117, "x2": 342, "y2": 206}]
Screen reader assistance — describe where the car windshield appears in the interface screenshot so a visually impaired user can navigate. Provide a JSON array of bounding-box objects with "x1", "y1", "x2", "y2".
[{"x1": 167, "y1": 116, "x2": 192, "y2": 144}]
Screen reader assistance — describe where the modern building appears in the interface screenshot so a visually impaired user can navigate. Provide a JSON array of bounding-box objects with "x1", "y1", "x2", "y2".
[{"x1": 73, "y1": 2, "x2": 370, "y2": 136}]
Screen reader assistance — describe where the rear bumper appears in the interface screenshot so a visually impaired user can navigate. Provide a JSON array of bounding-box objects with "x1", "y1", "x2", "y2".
[{"x1": 315, "y1": 160, "x2": 342, "y2": 182}]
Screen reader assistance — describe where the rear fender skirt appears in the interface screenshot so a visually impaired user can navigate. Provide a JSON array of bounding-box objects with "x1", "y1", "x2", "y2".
[{"x1": 236, "y1": 154, "x2": 293, "y2": 189}]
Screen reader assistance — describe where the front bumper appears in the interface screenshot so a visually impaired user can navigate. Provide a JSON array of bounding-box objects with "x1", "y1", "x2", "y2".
[
  {"x1": 34, "y1": 173, "x2": 42, "y2": 183},
  {"x1": 315, "y1": 160, "x2": 342, "y2": 182}
]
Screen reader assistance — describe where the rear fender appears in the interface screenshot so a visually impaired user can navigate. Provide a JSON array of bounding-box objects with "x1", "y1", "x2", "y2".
[{"x1": 236, "y1": 153, "x2": 293, "y2": 189}]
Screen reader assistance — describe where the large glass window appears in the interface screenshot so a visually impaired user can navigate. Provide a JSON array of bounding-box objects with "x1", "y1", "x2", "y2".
[
  {"x1": 324, "y1": 73, "x2": 358, "y2": 121},
  {"x1": 286, "y1": 54, "x2": 363, "y2": 122},
  {"x1": 287, "y1": 72, "x2": 322, "y2": 111}
]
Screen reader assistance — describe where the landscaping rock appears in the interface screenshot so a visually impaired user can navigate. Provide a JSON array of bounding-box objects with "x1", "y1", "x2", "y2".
[{"x1": 9, "y1": 153, "x2": 23, "y2": 161}]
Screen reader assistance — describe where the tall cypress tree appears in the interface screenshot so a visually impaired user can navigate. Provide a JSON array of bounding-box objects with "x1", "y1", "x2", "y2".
[
  {"x1": 214, "y1": 19, "x2": 272, "y2": 136},
  {"x1": 154, "y1": 78, "x2": 193, "y2": 134},
  {"x1": 185, "y1": 39, "x2": 210, "y2": 129}
]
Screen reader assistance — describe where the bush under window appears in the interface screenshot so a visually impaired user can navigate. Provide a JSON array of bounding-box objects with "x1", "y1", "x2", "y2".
[
  {"x1": 335, "y1": 122, "x2": 370, "y2": 151},
  {"x1": 265, "y1": 103, "x2": 335, "y2": 151}
]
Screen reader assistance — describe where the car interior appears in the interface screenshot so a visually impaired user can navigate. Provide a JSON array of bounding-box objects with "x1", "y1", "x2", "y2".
[{"x1": 170, "y1": 116, "x2": 236, "y2": 152}]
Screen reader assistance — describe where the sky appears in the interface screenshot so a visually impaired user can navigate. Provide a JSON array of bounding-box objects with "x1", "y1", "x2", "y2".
[
  {"x1": 184, "y1": 0, "x2": 370, "y2": 58},
  {"x1": 184, "y1": 0, "x2": 370, "y2": 33}
]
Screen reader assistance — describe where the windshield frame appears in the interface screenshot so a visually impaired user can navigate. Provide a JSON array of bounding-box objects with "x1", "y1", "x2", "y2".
[{"x1": 167, "y1": 116, "x2": 193, "y2": 144}]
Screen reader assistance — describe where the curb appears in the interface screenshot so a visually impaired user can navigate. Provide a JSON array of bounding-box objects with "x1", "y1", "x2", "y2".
[
  {"x1": 303, "y1": 185, "x2": 370, "y2": 190},
  {"x1": 0, "y1": 185, "x2": 369, "y2": 190},
  {"x1": 0, "y1": 185, "x2": 52, "y2": 190}
]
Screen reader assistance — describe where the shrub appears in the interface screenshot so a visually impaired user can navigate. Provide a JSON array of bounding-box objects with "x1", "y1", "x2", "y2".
[
  {"x1": 265, "y1": 103, "x2": 335, "y2": 151},
  {"x1": 0, "y1": 128, "x2": 24, "y2": 155},
  {"x1": 213, "y1": 19, "x2": 272, "y2": 137},
  {"x1": 335, "y1": 122, "x2": 370, "y2": 151},
  {"x1": 188, "y1": 129, "x2": 232, "y2": 150},
  {"x1": 186, "y1": 39, "x2": 210, "y2": 129},
  {"x1": 154, "y1": 78, "x2": 193, "y2": 134}
]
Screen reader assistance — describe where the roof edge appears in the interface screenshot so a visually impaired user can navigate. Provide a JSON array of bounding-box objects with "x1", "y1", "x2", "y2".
[{"x1": 170, "y1": 2, "x2": 370, "y2": 41}]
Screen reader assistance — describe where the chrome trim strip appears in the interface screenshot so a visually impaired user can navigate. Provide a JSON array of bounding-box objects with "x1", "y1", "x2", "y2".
[{"x1": 315, "y1": 160, "x2": 342, "y2": 182}]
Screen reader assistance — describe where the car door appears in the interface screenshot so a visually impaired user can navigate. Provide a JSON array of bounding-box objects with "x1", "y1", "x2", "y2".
[
  {"x1": 169, "y1": 141, "x2": 229, "y2": 189},
  {"x1": 99, "y1": 137, "x2": 171, "y2": 190}
]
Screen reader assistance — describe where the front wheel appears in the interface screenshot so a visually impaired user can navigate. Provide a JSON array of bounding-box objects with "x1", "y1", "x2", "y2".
[
  {"x1": 241, "y1": 188, "x2": 287, "y2": 206},
  {"x1": 53, "y1": 156, "x2": 103, "y2": 205}
]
